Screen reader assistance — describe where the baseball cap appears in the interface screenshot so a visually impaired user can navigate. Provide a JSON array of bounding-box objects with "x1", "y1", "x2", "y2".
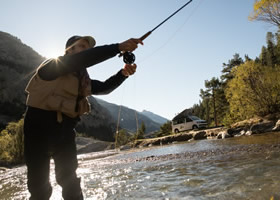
[{"x1": 65, "y1": 35, "x2": 96, "y2": 50}]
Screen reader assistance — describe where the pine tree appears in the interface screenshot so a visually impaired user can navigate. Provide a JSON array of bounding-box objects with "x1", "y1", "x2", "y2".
[
  {"x1": 221, "y1": 53, "x2": 244, "y2": 84},
  {"x1": 205, "y1": 77, "x2": 222, "y2": 127}
]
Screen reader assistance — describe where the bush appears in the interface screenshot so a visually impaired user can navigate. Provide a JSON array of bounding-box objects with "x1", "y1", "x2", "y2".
[
  {"x1": 0, "y1": 119, "x2": 24, "y2": 165},
  {"x1": 226, "y1": 61, "x2": 280, "y2": 122}
]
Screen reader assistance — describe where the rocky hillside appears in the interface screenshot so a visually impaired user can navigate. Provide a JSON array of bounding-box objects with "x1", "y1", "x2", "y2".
[
  {"x1": 96, "y1": 98, "x2": 163, "y2": 133},
  {"x1": 141, "y1": 110, "x2": 169, "y2": 124},
  {"x1": 76, "y1": 96, "x2": 117, "y2": 141},
  {"x1": 0, "y1": 31, "x2": 45, "y2": 128}
]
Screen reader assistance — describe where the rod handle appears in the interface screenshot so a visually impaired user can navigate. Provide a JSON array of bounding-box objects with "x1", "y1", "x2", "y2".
[{"x1": 140, "y1": 31, "x2": 152, "y2": 41}]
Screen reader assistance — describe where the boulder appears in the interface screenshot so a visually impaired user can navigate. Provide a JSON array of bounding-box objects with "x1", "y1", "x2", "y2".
[
  {"x1": 272, "y1": 119, "x2": 280, "y2": 131},
  {"x1": 217, "y1": 131, "x2": 231, "y2": 139},
  {"x1": 228, "y1": 127, "x2": 246, "y2": 136},
  {"x1": 250, "y1": 121, "x2": 275, "y2": 134},
  {"x1": 193, "y1": 131, "x2": 207, "y2": 140},
  {"x1": 76, "y1": 137, "x2": 113, "y2": 154},
  {"x1": 171, "y1": 133, "x2": 193, "y2": 142}
]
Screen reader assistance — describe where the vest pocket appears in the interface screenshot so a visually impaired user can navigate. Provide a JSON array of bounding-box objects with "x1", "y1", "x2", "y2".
[{"x1": 46, "y1": 95, "x2": 90, "y2": 118}]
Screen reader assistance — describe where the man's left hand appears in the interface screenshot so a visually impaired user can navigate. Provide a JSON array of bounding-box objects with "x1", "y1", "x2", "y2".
[{"x1": 122, "y1": 64, "x2": 137, "y2": 77}]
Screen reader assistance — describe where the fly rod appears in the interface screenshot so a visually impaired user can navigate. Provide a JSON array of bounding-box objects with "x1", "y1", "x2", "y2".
[{"x1": 121, "y1": 0, "x2": 193, "y2": 64}]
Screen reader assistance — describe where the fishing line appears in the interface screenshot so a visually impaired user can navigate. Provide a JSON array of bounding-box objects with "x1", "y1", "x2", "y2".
[
  {"x1": 115, "y1": 0, "x2": 203, "y2": 145},
  {"x1": 114, "y1": 78, "x2": 127, "y2": 149},
  {"x1": 119, "y1": 0, "x2": 195, "y2": 64},
  {"x1": 115, "y1": 73, "x2": 140, "y2": 148},
  {"x1": 138, "y1": 0, "x2": 204, "y2": 64}
]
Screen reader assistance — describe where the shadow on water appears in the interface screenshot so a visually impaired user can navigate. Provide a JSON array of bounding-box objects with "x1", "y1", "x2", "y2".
[{"x1": 1, "y1": 132, "x2": 280, "y2": 199}]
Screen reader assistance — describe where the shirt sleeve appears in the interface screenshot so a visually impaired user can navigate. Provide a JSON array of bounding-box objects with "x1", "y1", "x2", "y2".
[
  {"x1": 91, "y1": 69, "x2": 127, "y2": 95},
  {"x1": 38, "y1": 44, "x2": 120, "y2": 81}
]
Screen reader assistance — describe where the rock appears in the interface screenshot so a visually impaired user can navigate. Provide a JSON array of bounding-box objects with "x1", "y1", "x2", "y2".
[
  {"x1": 228, "y1": 127, "x2": 245, "y2": 136},
  {"x1": 217, "y1": 131, "x2": 231, "y2": 139},
  {"x1": 193, "y1": 131, "x2": 207, "y2": 140},
  {"x1": 250, "y1": 121, "x2": 275, "y2": 134},
  {"x1": 76, "y1": 137, "x2": 113, "y2": 154},
  {"x1": 272, "y1": 119, "x2": 280, "y2": 131},
  {"x1": 0, "y1": 167, "x2": 8, "y2": 172},
  {"x1": 120, "y1": 145, "x2": 131, "y2": 151},
  {"x1": 240, "y1": 130, "x2": 246, "y2": 136},
  {"x1": 171, "y1": 133, "x2": 193, "y2": 142},
  {"x1": 245, "y1": 130, "x2": 252, "y2": 136}
]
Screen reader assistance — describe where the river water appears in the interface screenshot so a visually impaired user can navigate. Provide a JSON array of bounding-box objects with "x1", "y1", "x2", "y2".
[{"x1": 1, "y1": 132, "x2": 280, "y2": 200}]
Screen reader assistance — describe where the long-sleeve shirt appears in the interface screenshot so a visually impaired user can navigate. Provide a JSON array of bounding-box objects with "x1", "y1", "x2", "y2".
[{"x1": 37, "y1": 44, "x2": 127, "y2": 95}]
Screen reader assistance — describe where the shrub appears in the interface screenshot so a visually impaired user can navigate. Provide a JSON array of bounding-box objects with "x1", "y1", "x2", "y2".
[{"x1": 0, "y1": 119, "x2": 24, "y2": 165}]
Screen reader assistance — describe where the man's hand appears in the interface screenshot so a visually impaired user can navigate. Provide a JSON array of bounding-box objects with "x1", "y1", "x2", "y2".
[
  {"x1": 121, "y1": 64, "x2": 137, "y2": 77},
  {"x1": 119, "y1": 38, "x2": 143, "y2": 52}
]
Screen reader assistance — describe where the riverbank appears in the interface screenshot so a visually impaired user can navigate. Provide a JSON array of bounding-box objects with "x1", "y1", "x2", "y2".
[
  {"x1": 1, "y1": 116, "x2": 280, "y2": 169},
  {"x1": 119, "y1": 117, "x2": 280, "y2": 151}
]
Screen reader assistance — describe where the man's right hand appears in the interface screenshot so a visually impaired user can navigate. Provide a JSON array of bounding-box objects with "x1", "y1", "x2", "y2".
[{"x1": 118, "y1": 38, "x2": 143, "y2": 52}]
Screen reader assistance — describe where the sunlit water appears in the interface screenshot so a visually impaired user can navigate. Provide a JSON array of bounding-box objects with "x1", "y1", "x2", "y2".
[{"x1": 1, "y1": 132, "x2": 280, "y2": 200}]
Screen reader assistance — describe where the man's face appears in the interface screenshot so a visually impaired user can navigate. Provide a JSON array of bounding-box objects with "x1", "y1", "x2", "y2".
[{"x1": 68, "y1": 39, "x2": 90, "y2": 55}]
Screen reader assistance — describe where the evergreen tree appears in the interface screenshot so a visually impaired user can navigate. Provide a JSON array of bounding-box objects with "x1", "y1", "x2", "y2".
[
  {"x1": 205, "y1": 77, "x2": 222, "y2": 127},
  {"x1": 260, "y1": 46, "x2": 268, "y2": 65},
  {"x1": 136, "y1": 122, "x2": 145, "y2": 139},
  {"x1": 199, "y1": 89, "x2": 211, "y2": 123},
  {"x1": 221, "y1": 53, "x2": 244, "y2": 84},
  {"x1": 157, "y1": 121, "x2": 172, "y2": 137},
  {"x1": 266, "y1": 32, "x2": 277, "y2": 66}
]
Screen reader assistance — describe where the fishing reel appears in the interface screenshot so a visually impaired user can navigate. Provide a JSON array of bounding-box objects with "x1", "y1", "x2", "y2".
[{"x1": 122, "y1": 51, "x2": 136, "y2": 64}]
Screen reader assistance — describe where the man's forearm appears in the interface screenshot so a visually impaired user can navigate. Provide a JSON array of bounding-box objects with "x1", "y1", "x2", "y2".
[{"x1": 91, "y1": 70, "x2": 127, "y2": 95}]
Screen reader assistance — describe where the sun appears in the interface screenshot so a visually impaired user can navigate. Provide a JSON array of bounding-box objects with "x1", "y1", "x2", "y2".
[{"x1": 43, "y1": 46, "x2": 64, "y2": 59}]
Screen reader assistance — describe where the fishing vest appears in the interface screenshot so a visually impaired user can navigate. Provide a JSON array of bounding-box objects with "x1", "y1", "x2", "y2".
[{"x1": 25, "y1": 68, "x2": 91, "y2": 122}]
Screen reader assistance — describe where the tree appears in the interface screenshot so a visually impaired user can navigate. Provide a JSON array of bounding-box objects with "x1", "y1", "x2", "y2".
[
  {"x1": 157, "y1": 121, "x2": 172, "y2": 137},
  {"x1": 199, "y1": 89, "x2": 211, "y2": 122},
  {"x1": 136, "y1": 122, "x2": 145, "y2": 139},
  {"x1": 205, "y1": 77, "x2": 222, "y2": 127},
  {"x1": 266, "y1": 32, "x2": 277, "y2": 66},
  {"x1": 221, "y1": 53, "x2": 244, "y2": 84},
  {"x1": 226, "y1": 61, "x2": 280, "y2": 121},
  {"x1": 260, "y1": 46, "x2": 268, "y2": 65},
  {"x1": 249, "y1": 0, "x2": 280, "y2": 26},
  {"x1": 115, "y1": 129, "x2": 130, "y2": 147}
]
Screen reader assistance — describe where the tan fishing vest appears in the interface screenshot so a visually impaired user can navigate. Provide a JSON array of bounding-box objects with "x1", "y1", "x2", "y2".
[{"x1": 25, "y1": 69, "x2": 91, "y2": 122}]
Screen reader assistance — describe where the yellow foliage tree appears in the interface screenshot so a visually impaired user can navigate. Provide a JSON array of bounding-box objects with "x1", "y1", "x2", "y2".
[
  {"x1": 0, "y1": 119, "x2": 24, "y2": 165},
  {"x1": 226, "y1": 61, "x2": 280, "y2": 122},
  {"x1": 249, "y1": 0, "x2": 280, "y2": 26}
]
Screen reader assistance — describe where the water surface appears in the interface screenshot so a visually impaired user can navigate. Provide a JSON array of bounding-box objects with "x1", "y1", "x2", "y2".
[{"x1": 1, "y1": 132, "x2": 280, "y2": 199}]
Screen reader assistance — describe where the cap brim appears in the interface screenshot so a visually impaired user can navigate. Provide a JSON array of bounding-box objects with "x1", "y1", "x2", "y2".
[{"x1": 81, "y1": 36, "x2": 96, "y2": 48}]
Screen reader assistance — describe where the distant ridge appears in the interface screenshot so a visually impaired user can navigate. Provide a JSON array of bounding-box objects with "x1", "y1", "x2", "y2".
[
  {"x1": 141, "y1": 110, "x2": 169, "y2": 124},
  {"x1": 96, "y1": 98, "x2": 163, "y2": 133}
]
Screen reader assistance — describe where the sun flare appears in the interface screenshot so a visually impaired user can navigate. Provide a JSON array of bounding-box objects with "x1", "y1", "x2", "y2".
[{"x1": 44, "y1": 47, "x2": 63, "y2": 59}]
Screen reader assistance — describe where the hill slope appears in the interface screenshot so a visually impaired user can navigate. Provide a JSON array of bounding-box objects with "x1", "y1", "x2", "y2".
[
  {"x1": 0, "y1": 31, "x2": 45, "y2": 128},
  {"x1": 141, "y1": 110, "x2": 169, "y2": 124},
  {"x1": 96, "y1": 98, "x2": 162, "y2": 133}
]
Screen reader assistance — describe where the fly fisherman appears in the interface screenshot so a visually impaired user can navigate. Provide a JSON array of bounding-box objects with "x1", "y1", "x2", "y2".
[{"x1": 24, "y1": 35, "x2": 143, "y2": 200}]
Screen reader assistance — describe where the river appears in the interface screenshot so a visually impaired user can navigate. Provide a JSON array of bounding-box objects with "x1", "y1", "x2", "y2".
[{"x1": 1, "y1": 132, "x2": 280, "y2": 200}]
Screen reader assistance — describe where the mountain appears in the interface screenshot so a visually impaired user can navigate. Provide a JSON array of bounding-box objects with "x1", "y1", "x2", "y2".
[
  {"x1": 141, "y1": 110, "x2": 169, "y2": 124},
  {"x1": 0, "y1": 31, "x2": 45, "y2": 128},
  {"x1": 75, "y1": 96, "x2": 117, "y2": 141},
  {"x1": 96, "y1": 98, "x2": 162, "y2": 133}
]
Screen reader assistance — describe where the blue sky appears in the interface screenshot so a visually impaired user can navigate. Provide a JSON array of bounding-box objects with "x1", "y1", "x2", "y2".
[{"x1": 0, "y1": 0, "x2": 277, "y2": 120}]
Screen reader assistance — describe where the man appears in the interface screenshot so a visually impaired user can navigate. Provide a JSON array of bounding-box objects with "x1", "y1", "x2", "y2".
[{"x1": 24, "y1": 35, "x2": 143, "y2": 200}]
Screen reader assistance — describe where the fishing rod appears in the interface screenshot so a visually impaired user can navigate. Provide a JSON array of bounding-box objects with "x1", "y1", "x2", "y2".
[{"x1": 121, "y1": 0, "x2": 193, "y2": 64}]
